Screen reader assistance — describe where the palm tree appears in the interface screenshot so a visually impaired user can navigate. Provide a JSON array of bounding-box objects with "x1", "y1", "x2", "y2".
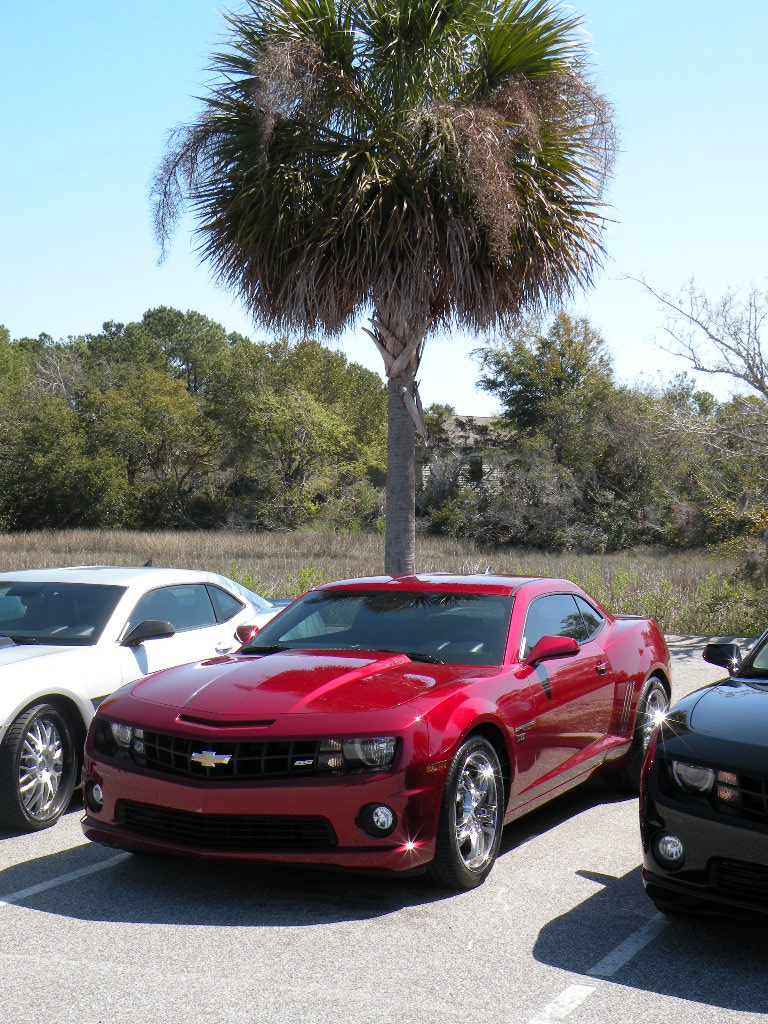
[{"x1": 153, "y1": 0, "x2": 615, "y2": 574}]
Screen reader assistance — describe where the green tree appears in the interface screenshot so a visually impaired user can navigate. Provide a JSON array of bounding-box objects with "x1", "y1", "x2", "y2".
[
  {"x1": 208, "y1": 335, "x2": 386, "y2": 526},
  {"x1": 0, "y1": 379, "x2": 129, "y2": 530},
  {"x1": 0, "y1": 326, "x2": 32, "y2": 388},
  {"x1": 76, "y1": 365, "x2": 220, "y2": 525},
  {"x1": 153, "y1": 0, "x2": 615, "y2": 573},
  {"x1": 476, "y1": 311, "x2": 614, "y2": 436},
  {"x1": 467, "y1": 312, "x2": 682, "y2": 549},
  {"x1": 141, "y1": 307, "x2": 232, "y2": 394}
]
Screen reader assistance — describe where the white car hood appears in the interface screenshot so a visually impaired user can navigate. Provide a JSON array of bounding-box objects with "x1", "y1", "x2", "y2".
[{"x1": 0, "y1": 643, "x2": 85, "y2": 669}]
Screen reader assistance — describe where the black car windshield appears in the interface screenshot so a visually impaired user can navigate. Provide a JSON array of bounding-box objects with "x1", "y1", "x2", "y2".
[
  {"x1": 741, "y1": 635, "x2": 768, "y2": 681},
  {"x1": 0, "y1": 582, "x2": 127, "y2": 646},
  {"x1": 242, "y1": 590, "x2": 514, "y2": 666}
]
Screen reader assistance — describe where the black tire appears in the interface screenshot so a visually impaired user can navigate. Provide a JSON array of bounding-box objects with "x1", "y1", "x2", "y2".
[
  {"x1": 427, "y1": 736, "x2": 504, "y2": 890},
  {"x1": 0, "y1": 703, "x2": 77, "y2": 833},
  {"x1": 609, "y1": 677, "x2": 669, "y2": 794}
]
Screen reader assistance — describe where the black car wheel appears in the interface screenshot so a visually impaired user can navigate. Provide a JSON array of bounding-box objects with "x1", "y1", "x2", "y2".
[
  {"x1": 427, "y1": 736, "x2": 504, "y2": 890},
  {"x1": 0, "y1": 703, "x2": 77, "y2": 833},
  {"x1": 609, "y1": 676, "x2": 669, "y2": 793}
]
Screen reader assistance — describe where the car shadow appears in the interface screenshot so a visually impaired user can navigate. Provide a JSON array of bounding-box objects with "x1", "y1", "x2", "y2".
[
  {"x1": 0, "y1": 835, "x2": 457, "y2": 926},
  {"x1": 533, "y1": 862, "x2": 766, "y2": 1013},
  {"x1": 497, "y1": 776, "x2": 627, "y2": 856},
  {"x1": 0, "y1": 778, "x2": 626, "y2": 925},
  {"x1": 0, "y1": 791, "x2": 84, "y2": 839}
]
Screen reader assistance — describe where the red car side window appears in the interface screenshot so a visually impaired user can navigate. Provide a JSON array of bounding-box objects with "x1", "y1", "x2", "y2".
[{"x1": 522, "y1": 593, "x2": 589, "y2": 658}]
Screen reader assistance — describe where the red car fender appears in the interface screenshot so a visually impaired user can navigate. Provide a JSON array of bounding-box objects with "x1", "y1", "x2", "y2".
[
  {"x1": 603, "y1": 619, "x2": 671, "y2": 727},
  {"x1": 419, "y1": 692, "x2": 515, "y2": 808}
]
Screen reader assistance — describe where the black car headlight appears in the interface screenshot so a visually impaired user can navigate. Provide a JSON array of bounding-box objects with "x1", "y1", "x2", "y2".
[
  {"x1": 671, "y1": 760, "x2": 715, "y2": 794},
  {"x1": 318, "y1": 737, "x2": 397, "y2": 771}
]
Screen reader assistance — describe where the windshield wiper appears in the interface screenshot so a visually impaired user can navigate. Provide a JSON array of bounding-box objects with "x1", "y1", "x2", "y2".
[
  {"x1": 242, "y1": 644, "x2": 290, "y2": 656},
  {"x1": 374, "y1": 649, "x2": 444, "y2": 665},
  {"x1": 3, "y1": 634, "x2": 40, "y2": 645}
]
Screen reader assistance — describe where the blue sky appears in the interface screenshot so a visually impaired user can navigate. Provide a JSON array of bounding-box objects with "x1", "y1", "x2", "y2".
[{"x1": 1, "y1": 1, "x2": 765, "y2": 414}]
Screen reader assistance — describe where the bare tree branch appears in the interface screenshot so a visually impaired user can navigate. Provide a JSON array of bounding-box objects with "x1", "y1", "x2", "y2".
[{"x1": 632, "y1": 277, "x2": 768, "y2": 399}]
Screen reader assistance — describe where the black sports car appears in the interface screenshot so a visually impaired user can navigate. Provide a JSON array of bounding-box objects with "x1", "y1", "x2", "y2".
[{"x1": 640, "y1": 633, "x2": 768, "y2": 914}]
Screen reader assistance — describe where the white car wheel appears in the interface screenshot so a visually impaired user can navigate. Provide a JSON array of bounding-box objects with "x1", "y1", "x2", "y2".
[{"x1": 0, "y1": 704, "x2": 77, "y2": 833}]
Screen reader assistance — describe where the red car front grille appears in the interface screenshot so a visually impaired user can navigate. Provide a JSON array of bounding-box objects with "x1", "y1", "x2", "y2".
[
  {"x1": 709, "y1": 859, "x2": 768, "y2": 906},
  {"x1": 117, "y1": 801, "x2": 338, "y2": 851},
  {"x1": 141, "y1": 731, "x2": 323, "y2": 780}
]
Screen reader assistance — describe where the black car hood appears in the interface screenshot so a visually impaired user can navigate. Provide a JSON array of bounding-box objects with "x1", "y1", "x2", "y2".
[{"x1": 688, "y1": 678, "x2": 768, "y2": 744}]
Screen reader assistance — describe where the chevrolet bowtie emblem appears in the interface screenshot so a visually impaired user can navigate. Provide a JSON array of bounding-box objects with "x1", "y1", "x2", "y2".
[{"x1": 191, "y1": 750, "x2": 232, "y2": 768}]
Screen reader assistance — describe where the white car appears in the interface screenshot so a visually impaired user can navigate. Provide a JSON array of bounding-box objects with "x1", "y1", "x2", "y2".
[{"x1": 0, "y1": 566, "x2": 283, "y2": 833}]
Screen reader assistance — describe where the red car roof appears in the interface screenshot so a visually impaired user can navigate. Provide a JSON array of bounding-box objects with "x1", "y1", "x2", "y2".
[{"x1": 317, "y1": 573, "x2": 571, "y2": 598}]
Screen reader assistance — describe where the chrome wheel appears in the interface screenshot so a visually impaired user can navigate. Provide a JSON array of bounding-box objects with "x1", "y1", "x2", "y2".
[
  {"x1": 18, "y1": 715, "x2": 64, "y2": 819},
  {"x1": 0, "y1": 703, "x2": 77, "y2": 833},
  {"x1": 454, "y1": 750, "x2": 500, "y2": 871},
  {"x1": 641, "y1": 683, "x2": 669, "y2": 749},
  {"x1": 428, "y1": 735, "x2": 504, "y2": 889}
]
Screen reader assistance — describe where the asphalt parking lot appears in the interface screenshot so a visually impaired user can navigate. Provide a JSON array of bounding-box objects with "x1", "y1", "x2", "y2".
[{"x1": 1, "y1": 641, "x2": 765, "y2": 1024}]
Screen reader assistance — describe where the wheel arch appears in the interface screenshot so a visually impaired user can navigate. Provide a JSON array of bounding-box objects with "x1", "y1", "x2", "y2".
[
  {"x1": 464, "y1": 721, "x2": 513, "y2": 814},
  {"x1": 647, "y1": 667, "x2": 671, "y2": 702},
  {"x1": 2, "y1": 694, "x2": 88, "y2": 768}
]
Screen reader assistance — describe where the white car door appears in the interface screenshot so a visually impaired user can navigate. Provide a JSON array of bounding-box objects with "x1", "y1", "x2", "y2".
[{"x1": 118, "y1": 583, "x2": 240, "y2": 683}]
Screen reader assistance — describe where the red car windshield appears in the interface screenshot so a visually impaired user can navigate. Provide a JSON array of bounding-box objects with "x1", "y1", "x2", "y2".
[{"x1": 242, "y1": 590, "x2": 514, "y2": 666}]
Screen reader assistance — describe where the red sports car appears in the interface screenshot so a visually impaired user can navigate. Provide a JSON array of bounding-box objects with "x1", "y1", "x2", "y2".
[{"x1": 81, "y1": 574, "x2": 670, "y2": 888}]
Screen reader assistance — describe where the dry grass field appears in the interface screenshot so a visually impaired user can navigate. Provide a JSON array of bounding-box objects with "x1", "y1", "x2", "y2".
[{"x1": 0, "y1": 528, "x2": 752, "y2": 635}]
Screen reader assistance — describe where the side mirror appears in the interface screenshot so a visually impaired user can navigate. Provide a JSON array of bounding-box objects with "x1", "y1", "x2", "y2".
[
  {"x1": 235, "y1": 623, "x2": 260, "y2": 645},
  {"x1": 703, "y1": 641, "x2": 741, "y2": 675},
  {"x1": 525, "y1": 635, "x2": 580, "y2": 668},
  {"x1": 121, "y1": 619, "x2": 175, "y2": 647}
]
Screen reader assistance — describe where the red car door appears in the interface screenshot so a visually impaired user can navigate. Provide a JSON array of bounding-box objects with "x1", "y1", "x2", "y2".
[{"x1": 508, "y1": 592, "x2": 614, "y2": 810}]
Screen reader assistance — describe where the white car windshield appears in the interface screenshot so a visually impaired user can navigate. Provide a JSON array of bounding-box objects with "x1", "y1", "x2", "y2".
[{"x1": 0, "y1": 582, "x2": 127, "y2": 646}]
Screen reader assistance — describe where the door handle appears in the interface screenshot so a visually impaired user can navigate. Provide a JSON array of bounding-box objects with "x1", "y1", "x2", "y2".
[{"x1": 596, "y1": 662, "x2": 608, "y2": 675}]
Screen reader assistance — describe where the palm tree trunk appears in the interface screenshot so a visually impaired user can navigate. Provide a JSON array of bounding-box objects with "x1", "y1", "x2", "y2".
[{"x1": 385, "y1": 375, "x2": 416, "y2": 575}]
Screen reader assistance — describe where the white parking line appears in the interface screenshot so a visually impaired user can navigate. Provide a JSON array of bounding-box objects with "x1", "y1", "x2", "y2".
[
  {"x1": 587, "y1": 915, "x2": 668, "y2": 977},
  {"x1": 526, "y1": 914, "x2": 668, "y2": 1023},
  {"x1": 527, "y1": 985, "x2": 595, "y2": 1023},
  {"x1": 0, "y1": 851, "x2": 130, "y2": 909}
]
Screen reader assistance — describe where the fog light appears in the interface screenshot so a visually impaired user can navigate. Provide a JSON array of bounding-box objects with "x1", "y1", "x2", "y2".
[
  {"x1": 86, "y1": 781, "x2": 104, "y2": 813},
  {"x1": 373, "y1": 806, "x2": 394, "y2": 830},
  {"x1": 655, "y1": 833, "x2": 684, "y2": 867},
  {"x1": 360, "y1": 803, "x2": 397, "y2": 838}
]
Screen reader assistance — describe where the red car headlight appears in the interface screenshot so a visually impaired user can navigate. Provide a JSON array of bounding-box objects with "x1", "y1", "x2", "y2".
[{"x1": 318, "y1": 737, "x2": 397, "y2": 771}]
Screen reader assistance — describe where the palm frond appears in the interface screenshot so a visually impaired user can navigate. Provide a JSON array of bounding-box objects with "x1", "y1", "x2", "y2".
[{"x1": 152, "y1": 0, "x2": 616, "y2": 338}]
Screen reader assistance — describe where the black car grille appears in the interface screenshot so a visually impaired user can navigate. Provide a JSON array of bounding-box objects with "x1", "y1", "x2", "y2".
[
  {"x1": 140, "y1": 732, "x2": 324, "y2": 781},
  {"x1": 709, "y1": 859, "x2": 768, "y2": 906},
  {"x1": 117, "y1": 801, "x2": 337, "y2": 851},
  {"x1": 736, "y1": 774, "x2": 768, "y2": 820}
]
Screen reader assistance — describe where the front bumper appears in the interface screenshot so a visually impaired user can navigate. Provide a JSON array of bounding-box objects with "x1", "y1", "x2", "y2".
[
  {"x1": 641, "y1": 769, "x2": 768, "y2": 913},
  {"x1": 81, "y1": 753, "x2": 441, "y2": 873}
]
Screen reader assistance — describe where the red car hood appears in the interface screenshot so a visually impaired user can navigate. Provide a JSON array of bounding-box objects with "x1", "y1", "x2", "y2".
[{"x1": 130, "y1": 650, "x2": 475, "y2": 716}]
